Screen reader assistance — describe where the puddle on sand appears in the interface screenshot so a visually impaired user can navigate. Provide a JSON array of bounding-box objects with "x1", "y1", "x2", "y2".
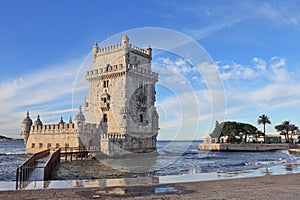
[{"x1": 155, "y1": 187, "x2": 181, "y2": 194}]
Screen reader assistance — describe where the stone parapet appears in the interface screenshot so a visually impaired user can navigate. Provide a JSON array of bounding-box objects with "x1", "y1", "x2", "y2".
[
  {"x1": 86, "y1": 65, "x2": 157, "y2": 80},
  {"x1": 94, "y1": 43, "x2": 150, "y2": 56},
  {"x1": 127, "y1": 65, "x2": 158, "y2": 80},
  {"x1": 30, "y1": 124, "x2": 76, "y2": 134}
]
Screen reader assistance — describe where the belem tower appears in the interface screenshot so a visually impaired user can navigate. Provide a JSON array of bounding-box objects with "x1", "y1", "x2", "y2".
[{"x1": 21, "y1": 33, "x2": 159, "y2": 155}]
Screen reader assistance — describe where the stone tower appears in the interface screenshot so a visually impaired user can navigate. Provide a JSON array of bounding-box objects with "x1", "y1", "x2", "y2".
[{"x1": 85, "y1": 33, "x2": 159, "y2": 153}]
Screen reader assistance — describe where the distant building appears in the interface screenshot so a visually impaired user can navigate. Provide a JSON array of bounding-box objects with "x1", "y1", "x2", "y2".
[
  {"x1": 266, "y1": 133, "x2": 282, "y2": 143},
  {"x1": 21, "y1": 34, "x2": 159, "y2": 154}
]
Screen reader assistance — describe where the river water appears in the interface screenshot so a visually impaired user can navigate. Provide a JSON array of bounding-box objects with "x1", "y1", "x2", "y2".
[{"x1": 1, "y1": 140, "x2": 300, "y2": 182}]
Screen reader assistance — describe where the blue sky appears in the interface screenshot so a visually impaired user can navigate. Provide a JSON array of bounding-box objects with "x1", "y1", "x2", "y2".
[{"x1": 1, "y1": 0, "x2": 300, "y2": 140}]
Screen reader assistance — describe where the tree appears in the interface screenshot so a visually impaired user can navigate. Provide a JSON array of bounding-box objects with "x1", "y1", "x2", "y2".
[
  {"x1": 257, "y1": 114, "x2": 271, "y2": 143},
  {"x1": 290, "y1": 124, "x2": 299, "y2": 144},
  {"x1": 275, "y1": 124, "x2": 287, "y2": 141},
  {"x1": 210, "y1": 121, "x2": 258, "y2": 143},
  {"x1": 274, "y1": 121, "x2": 299, "y2": 143},
  {"x1": 209, "y1": 121, "x2": 223, "y2": 142}
]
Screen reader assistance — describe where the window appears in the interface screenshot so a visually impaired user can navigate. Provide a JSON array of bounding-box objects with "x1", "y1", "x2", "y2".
[
  {"x1": 47, "y1": 143, "x2": 51, "y2": 148},
  {"x1": 123, "y1": 115, "x2": 126, "y2": 119},
  {"x1": 65, "y1": 143, "x2": 69, "y2": 148},
  {"x1": 39, "y1": 143, "x2": 43, "y2": 148},
  {"x1": 103, "y1": 80, "x2": 109, "y2": 88},
  {"x1": 140, "y1": 114, "x2": 143, "y2": 122},
  {"x1": 103, "y1": 114, "x2": 108, "y2": 122},
  {"x1": 31, "y1": 143, "x2": 35, "y2": 148},
  {"x1": 56, "y1": 143, "x2": 60, "y2": 148}
]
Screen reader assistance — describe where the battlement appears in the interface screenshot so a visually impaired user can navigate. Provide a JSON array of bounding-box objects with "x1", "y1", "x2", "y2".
[
  {"x1": 128, "y1": 44, "x2": 151, "y2": 56},
  {"x1": 127, "y1": 65, "x2": 158, "y2": 80},
  {"x1": 86, "y1": 64, "x2": 158, "y2": 80},
  {"x1": 30, "y1": 123, "x2": 76, "y2": 134},
  {"x1": 101, "y1": 133, "x2": 126, "y2": 140},
  {"x1": 94, "y1": 43, "x2": 150, "y2": 57}
]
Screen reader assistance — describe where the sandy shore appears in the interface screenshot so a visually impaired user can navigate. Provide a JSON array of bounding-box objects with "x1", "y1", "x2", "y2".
[{"x1": 2, "y1": 173, "x2": 300, "y2": 199}]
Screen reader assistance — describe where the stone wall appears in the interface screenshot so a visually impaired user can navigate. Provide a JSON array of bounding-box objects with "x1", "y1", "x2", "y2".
[{"x1": 26, "y1": 124, "x2": 80, "y2": 153}]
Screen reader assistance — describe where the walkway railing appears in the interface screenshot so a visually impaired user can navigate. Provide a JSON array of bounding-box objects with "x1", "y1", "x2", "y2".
[
  {"x1": 15, "y1": 149, "x2": 50, "y2": 190},
  {"x1": 60, "y1": 146, "x2": 89, "y2": 161},
  {"x1": 15, "y1": 148, "x2": 61, "y2": 190},
  {"x1": 16, "y1": 147, "x2": 89, "y2": 190},
  {"x1": 44, "y1": 148, "x2": 61, "y2": 180}
]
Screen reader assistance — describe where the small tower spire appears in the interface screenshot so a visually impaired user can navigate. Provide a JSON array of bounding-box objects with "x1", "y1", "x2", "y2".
[
  {"x1": 92, "y1": 41, "x2": 99, "y2": 63},
  {"x1": 122, "y1": 32, "x2": 129, "y2": 47},
  {"x1": 59, "y1": 116, "x2": 65, "y2": 125},
  {"x1": 74, "y1": 106, "x2": 85, "y2": 130},
  {"x1": 146, "y1": 43, "x2": 152, "y2": 57},
  {"x1": 69, "y1": 116, "x2": 73, "y2": 124}
]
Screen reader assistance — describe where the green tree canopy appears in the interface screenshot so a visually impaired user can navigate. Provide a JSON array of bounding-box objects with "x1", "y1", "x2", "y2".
[
  {"x1": 210, "y1": 121, "x2": 258, "y2": 142},
  {"x1": 275, "y1": 121, "x2": 299, "y2": 143}
]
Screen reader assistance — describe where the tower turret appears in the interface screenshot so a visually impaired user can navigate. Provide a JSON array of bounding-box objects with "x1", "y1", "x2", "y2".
[
  {"x1": 92, "y1": 42, "x2": 99, "y2": 63},
  {"x1": 59, "y1": 116, "x2": 65, "y2": 128},
  {"x1": 122, "y1": 33, "x2": 129, "y2": 47},
  {"x1": 21, "y1": 111, "x2": 32, "y2": 144},
  {"x1": 146, "y1": 44, "x2": 152, "y2": 58},
  {"x1": 34, "y1": 114, "x2": 43, "y2": 126},
  {"x1": 75, "y1": 106, "x2": 85, "y2": 131},
  {"x1": 69, "y1": 116, "x2": 73, "y2": 124}
]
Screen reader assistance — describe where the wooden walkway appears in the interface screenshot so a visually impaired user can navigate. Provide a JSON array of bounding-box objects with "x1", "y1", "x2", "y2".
[
  {"x1": 16, "y1": 148, "x2": 61, "y2": 190},
  {"x1": 27, "y1": 155, "x2": 50, "y2": 181},
  {"x1": 16, "y1": 147, "x2": 89, "y2": 190}
]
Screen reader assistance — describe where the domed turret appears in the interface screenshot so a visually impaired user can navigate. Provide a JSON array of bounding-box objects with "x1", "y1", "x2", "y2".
[
  {"x1": 59, "y1": 116, "x2": 64, "y2": 124},
  {"x1": 69, "y1": 116, "x2": 73, "y2": 124},
  {"x1": 92, "y1": 41, "x2": 99, "y2": 63},
  {"x1": 146, "y1": 44, "x2": 152, "y2": 58},
  {"x1": 21, "y1": 111, "x2": 33, "y2": 144},
  {"x1": 34, "y1": 114, "x2": 43, "y2": 126},
  {"x1": 58, "y1": 116, "x2": 65, "y2": 129},
  {"x1": 75, "y1": 106, "x2": 85, "y2": 130},
  {"x1": 122, "y1": 33, "x2": 129, "y2": 47}
]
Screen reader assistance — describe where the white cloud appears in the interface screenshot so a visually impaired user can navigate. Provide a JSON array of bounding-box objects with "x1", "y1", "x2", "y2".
[
  {"x1": 252, "y1": 57, "x2": 267, "y2": 71},
  {"x1": 168, "y1": 1, "x2": 300, "y2": 40},
  {"x1": 223, "y1": 56, "x2": 300, "y2": 112},
  {"x1": 257, "y1": 3, "x2": 300, "y2": 29},
  {"x1": 218, "y1": 61, "x2": 258, "y2": 81},
  {"x1": 0, "y1": 57, "x2": 84, "y2": 138}
]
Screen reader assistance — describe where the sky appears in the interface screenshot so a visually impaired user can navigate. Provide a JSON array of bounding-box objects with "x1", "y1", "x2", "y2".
[{"x1": 1, "y1": 0, "x2": 300, "y2": 140}]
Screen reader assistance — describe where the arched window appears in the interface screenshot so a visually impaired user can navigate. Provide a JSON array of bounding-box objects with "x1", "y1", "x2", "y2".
[
  {"x1": 139, "y1": 114, "x2": 143, "y2": 122},
  {"x1": 103, "y1": 114, "x2": 108, "y2": 122}
]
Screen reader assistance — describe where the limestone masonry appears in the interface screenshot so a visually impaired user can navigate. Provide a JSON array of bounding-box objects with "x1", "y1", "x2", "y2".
[{"x1": 21, "y1": 33, "x2": 159, "y2": 155}]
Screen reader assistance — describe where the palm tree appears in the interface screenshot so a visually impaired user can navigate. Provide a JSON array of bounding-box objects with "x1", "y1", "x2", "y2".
[
  {"x1": 274, "y1": 121, "x2": 298, "y2": 143},
  {"x1": 257, "y1": 114, "x2": 271, "y2": 143},
  {"x1": 275, "y1": 124, "x2": 287, "y2": 142},
  {"x1": 290, "y1": 124, "x2": 299, "y2": 144}
]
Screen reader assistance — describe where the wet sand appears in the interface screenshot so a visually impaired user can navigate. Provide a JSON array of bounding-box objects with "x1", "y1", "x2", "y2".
[
  {"x1": 3, "y1": 173, "x2": 300, "y2": 199},
  {"x1": 53, "y1": 159, "x2": 129, "y2": 180}
]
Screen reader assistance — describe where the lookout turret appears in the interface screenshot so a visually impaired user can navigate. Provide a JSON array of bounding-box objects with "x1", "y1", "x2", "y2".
[
  {"x1": 122, "y1": 33, "x2": 129, "y2": 47},
  {"x1": 21, "y1": 111, "x2": 33, "y2": 144},
  {"x1": 75, "y1": 106, "x2": 85, "y2": 131},
  {"x1": 92, "y1": 42, "x2": 99, "y2": 63}
]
